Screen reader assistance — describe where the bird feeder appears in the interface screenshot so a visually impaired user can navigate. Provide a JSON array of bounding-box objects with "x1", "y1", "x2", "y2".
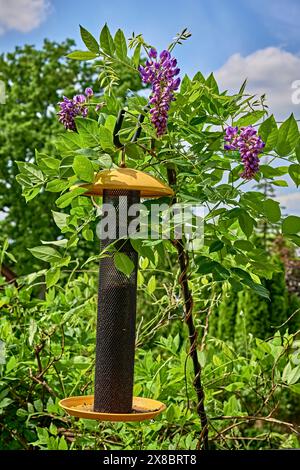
[{"x1": 59, "y1": 110, "x2": 173, "y2": 422}]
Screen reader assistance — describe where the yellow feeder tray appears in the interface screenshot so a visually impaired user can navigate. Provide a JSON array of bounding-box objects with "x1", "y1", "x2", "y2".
[
  {"x1": 75, "y1": 167, "x2": 174, "y2": 198},
  {"x1": 59, "y1": 395, "x2": 166, "y2": 422}
]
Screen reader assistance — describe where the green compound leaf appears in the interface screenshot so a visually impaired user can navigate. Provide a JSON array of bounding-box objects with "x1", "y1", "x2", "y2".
[{"x1": 114, "y1": 252, "x2": 135, "y2": 277}]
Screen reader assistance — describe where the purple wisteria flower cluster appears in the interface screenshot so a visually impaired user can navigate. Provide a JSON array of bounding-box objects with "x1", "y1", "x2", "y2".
[
  {"x1": 139, "y1": 48, "x2": 180, "y2": 137},
  {"x1": 224, "y1": 126, "x2": 265, "y2": 180},
  {"x1": 57, "y1": 87, "x2": 93, "y2": 131}
]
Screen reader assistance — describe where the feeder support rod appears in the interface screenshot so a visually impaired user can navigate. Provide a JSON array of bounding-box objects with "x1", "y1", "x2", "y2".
[{"x1": 113, "y1": 106, "x2": 150, "y2": 150}]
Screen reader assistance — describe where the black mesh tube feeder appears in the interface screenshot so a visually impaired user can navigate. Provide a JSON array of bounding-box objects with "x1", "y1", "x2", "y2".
[{"x1": 60, "y1": 111, "x2": 174, "y2": 422}]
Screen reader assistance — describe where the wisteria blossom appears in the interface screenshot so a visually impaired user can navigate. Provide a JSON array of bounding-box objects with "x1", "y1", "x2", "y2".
[
  {"x1": 57, "y1": 87, "x2": 93, "y2": 131},
  {"x1": 224, "y1": 125, "x2": 265, "y2": 179},
  {"x1": 139, "y1": 49, "x2": 180, "y2": 137}
]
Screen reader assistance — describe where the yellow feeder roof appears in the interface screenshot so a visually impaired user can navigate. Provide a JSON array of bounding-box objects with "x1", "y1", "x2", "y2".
[{"x1": 78, "y1": 168, "x2": 174, "y2": 198}]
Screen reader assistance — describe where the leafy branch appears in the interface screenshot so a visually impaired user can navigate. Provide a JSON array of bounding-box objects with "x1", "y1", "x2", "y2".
[{"x1": 168, "y1": 28, "x2": 192, "y2": 52}]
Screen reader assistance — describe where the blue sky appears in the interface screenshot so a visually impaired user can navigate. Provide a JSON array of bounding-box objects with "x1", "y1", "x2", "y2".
[
  {"x1": 1, "y1": 0, "x2": 300, "y2": 74},
  {"x1": 1, "y1": 1, "x2": 300, "y2": 118},
  {"x1": 0, "y1": 0, "x2": 300, "y2": 212}
]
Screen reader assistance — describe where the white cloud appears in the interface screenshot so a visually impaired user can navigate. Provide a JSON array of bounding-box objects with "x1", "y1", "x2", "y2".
[
  {"x1": 0, "y1": 0, "x2": 50, "y2": 34},
  {"x1": 215, "y1": 47, "x2": 300, "y2": 120},
  {"x1": 276, "y1": 192, "x2": 300, "y2": 216}
]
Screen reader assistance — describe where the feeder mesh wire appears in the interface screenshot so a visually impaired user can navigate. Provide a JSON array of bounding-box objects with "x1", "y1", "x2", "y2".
[{"x1": 94, "y1": 189, "x2": 140, "y2": 413}]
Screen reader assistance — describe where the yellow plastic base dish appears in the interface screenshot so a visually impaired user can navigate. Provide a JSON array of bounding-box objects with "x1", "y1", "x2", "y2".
[{"x1": 59, "y1": 395, "x2": 166, "y2": 422}]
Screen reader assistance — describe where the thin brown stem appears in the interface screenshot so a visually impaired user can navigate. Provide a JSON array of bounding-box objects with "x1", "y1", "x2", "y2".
[
  {"x1": 167, "y1": 166, "x2": 209, "y2": 450},
  {"x1": 211, "y1": 414, "x2": 300, "y2": 437}
]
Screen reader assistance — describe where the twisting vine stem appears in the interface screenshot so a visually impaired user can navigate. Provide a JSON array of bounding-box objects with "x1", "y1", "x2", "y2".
[{"x1": 167, "y1": 167, "x2": 209, "y2": 450}]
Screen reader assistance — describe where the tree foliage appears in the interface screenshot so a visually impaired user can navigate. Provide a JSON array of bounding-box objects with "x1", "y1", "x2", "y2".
[{"x1": 0, "y1": 39, "x2": 142, "y2": 274}]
